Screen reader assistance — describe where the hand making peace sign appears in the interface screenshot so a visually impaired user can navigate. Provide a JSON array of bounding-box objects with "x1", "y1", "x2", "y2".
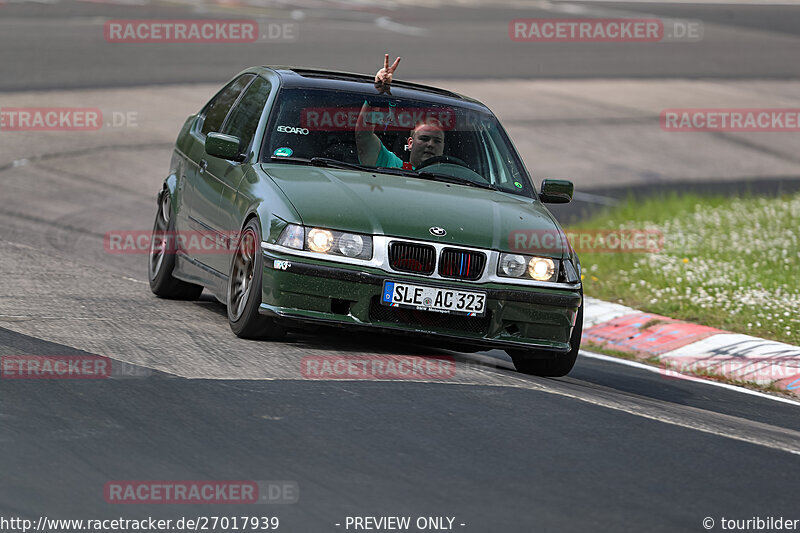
[{"x1": 375, "y1": 53, "x2": 401, "y2": 85}]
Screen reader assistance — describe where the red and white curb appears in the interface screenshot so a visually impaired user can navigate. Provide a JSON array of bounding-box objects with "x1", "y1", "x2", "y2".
[{"x1": 582, "y1": 297, "x2": 800, "y2": 397}]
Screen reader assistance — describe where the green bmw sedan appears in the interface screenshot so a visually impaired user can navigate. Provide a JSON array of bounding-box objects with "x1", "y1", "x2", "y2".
[{"x1": 149, "y1": 66, "x2": 583, "y2": 376}]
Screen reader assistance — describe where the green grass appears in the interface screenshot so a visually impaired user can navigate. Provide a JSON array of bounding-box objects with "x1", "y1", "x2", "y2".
[{"x1": 572, "y1": 191, "x2": 800, "y2": 345}]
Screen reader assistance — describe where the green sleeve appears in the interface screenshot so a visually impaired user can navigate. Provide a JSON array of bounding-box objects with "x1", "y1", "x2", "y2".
[{"x1": 375, "y1": 144, "x2": 404, "y2": 168}]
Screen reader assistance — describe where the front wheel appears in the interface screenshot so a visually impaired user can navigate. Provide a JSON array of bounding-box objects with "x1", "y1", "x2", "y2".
[
  {"x1": 507, "y1": 299, "x2": 583, "y2": 377},
  {"x1": 227, "y1": 218, "x2": 286, "y2": 340}
]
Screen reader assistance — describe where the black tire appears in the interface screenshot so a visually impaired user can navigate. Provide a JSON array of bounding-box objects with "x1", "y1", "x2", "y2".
[
  {"x1": 227, "y1": 218, "x2": 286, "y2": 340},
  {"x1": 507, "y1": 298, "x2": 583, "y2": 377},
  {"x1": 148, "y1": 190, "x2": 204, "y2": 300}
]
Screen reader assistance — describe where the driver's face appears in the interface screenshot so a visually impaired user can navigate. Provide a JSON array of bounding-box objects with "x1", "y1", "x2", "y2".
[{"x1": 408, "y1": 125, "x2": 444, "y2": 168}]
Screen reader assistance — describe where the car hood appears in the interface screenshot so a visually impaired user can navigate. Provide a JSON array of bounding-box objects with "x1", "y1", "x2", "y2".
[{"x1": 260, "y1": 164, "x2": 566, "y2": 256}]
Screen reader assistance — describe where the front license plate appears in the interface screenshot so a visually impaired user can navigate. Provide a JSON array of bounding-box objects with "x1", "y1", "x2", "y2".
[{"x1": 381, "y1": 281, "x2": 487, "y2": 317}]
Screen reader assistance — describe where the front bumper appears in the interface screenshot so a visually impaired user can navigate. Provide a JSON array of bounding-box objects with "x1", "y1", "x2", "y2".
[{"x1": 259, "y1": 250, "x2": 582, "y2": 353}]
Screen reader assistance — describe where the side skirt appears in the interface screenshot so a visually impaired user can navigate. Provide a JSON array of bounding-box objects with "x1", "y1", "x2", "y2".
[{"x1": 174, "y1": 252, "x2": 228, "y2": 303}]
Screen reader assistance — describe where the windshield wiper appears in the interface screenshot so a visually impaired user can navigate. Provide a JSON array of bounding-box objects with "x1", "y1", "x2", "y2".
[
  {"x1": 415, "y1": 171, "x2": 496, "y2": 191},
  {"x1": 309, "y1": 157, "x2": 373, "y2": 171},
  {"x1": 270, "y1": 156, "x2": 377, "y2": 172},
  {"x1": 373, "y1": 167, "x2": 418, "y2": 177},
  {"x1": 269, "y1": 155, "x2": 313, "y2": 164},
  {"x1": 378, "y1": 166, "x2": 496, "y2": 190},
  {"x1": 423, "y1": 172, "x2": 496, "y2": 191}
]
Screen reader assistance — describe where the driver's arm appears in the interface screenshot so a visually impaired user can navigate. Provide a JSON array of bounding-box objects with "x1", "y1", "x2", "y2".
[
  {"x1": 355, "y1": 100, "x2": 382, "y2": 166},
  {"x1": 356, "y1": 54, "x2": 401, "y2": 167}
]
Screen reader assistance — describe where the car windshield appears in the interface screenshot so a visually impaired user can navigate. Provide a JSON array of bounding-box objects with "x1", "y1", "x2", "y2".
[{"x1": 261, "y1": 87, "x2": 534, "y2": 198}]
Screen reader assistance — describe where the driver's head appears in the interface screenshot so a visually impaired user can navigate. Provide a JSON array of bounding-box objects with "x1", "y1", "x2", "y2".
[{"x1": 407, "y1": 118, "x2": 444, "y2": 168}]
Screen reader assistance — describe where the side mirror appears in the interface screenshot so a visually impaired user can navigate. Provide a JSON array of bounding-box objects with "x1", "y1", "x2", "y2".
[
  {"x1": 205, "y1": 132, "x2": 245, "y2": 162},
  {"x1": 539, "y1": 179, "x2": 573, "y2": 204}
]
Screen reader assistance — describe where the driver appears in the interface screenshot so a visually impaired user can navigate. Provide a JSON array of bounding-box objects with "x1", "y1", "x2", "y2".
[{"x1": 355, "y1": 54, "x2": 445, "y2": 169}]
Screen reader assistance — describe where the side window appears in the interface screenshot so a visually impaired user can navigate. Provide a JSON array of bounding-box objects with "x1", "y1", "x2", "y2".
[
  {"x1": 221, "y1": 77, "x2": 272, "y2": 152},
  {"x1": 200, "y1": 74, "x2": 254, "y2": 136}
]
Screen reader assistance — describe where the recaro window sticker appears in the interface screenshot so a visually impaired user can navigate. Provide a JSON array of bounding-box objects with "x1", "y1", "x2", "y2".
[{"x1": 277, "y1": 125, "x2": 309, "y2": 135}]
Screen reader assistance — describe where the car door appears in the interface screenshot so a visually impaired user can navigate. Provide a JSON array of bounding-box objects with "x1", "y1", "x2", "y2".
[
  {"x1": 182, "y1": 74, "x2": 254, "y2": 272},
  {"x1": 204, "y1": 76, "x2": 274, "y2": 275}
]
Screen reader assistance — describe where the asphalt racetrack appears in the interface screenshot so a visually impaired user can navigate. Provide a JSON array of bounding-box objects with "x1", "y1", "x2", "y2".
[{"x1": 1, "y1": 1, "x2": 799, "y2": 531}]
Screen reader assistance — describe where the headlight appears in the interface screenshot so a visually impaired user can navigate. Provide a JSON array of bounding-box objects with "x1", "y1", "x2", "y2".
[
  {"x1": 277, "y1": 225, "x2": 372, "y2": 260},
  {"x1": 528, "y1": 257, "x2": 555, "y2": 281},
  {"x1": 277, "y1": 224, "x2": 304, "y2": 250},
  {"x1": 499, "y1": 254, "x2": 527, "y2": 277},
  {"x1": 498, "y1": 253, "x2": 559, "y2": 282},
  {"x1": 338, "y1": 234, "x2": 364, "y2": 257},
  {"x1": 307, "y1": 228, "x2": 334, "y2": 253}
]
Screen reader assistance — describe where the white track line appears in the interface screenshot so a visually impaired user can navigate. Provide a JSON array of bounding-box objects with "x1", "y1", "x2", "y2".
[{"x1": 580, "y1": 349, "x2": 800, "y2": 407}]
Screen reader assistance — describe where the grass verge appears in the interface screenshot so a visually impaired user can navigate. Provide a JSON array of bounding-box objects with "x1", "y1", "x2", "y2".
[{"x1": 572, "y1": 191, "x2": 799, "y2": 345}]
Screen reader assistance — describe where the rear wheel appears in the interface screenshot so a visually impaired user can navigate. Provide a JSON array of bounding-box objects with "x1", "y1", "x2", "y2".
[
  {"x1": 148, "y1": 191, "x2": 203, "y2": 300},
  {"x1": 227, "y1": 218, "x2": 286, "y2": 340},
  {"x1": 507, "y1": 298, "x2": 583, "y2": 377}
]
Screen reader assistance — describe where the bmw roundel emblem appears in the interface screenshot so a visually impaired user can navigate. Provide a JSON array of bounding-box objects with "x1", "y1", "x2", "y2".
[{"x1": 429, "y1": 227, "x2": 447, "y2": 236}]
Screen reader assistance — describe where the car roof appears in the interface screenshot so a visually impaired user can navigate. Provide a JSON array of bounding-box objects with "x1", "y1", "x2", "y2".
[{"x1": 255, "y1": 66, "x2": 492, "y2": 113}]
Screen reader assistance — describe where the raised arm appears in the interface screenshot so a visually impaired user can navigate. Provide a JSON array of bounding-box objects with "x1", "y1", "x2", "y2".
[
  {"x1": 355, "y1": 100, "x2": 382, "y2": 166},
  {"x1": 354, "y1": 54, "x2": 401, "y2": 167}
]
